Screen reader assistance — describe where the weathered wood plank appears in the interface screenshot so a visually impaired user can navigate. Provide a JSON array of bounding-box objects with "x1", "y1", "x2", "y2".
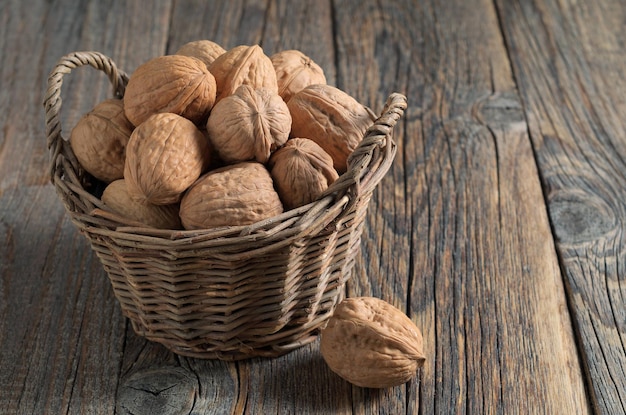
[
  {"x1": 0, "y1": 0, "x2": 171, "y2": 191},
  {"x1": 0, "y1": 185, "x2": 126, "y2": 415},
  {"x1": 329, "y1": 1, "x2": 421, "y2": 413},
  {"x1": 167, "y1": 0, "x2": 267, "y2": 51},
  {"x1": 3, "y1": 0, "x2": 619, "y2": 413},
  {"x1": 0, "y1": 0, "x2": 172, "y2": 413},
  {"x1": 495, "y1": 0, "x2": 626, "y2": 413},
  {"x1": 166, "y1": 0, "x2": 336, "y2": 83},
  {"x1": 334, "y1": 0, "x2": 590, "y2": 413}
]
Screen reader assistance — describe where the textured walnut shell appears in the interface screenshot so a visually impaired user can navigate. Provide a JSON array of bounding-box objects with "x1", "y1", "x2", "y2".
[
  {"x1": 101, "y1": 179, "x2": 182, "y2": 229},
  {"x1": 180, "y1": 162, "x2": 283, "y2": 229},
  {"x1": 124, "y1": 113, "x2": 212, "y2": 205},
  {"x1": 268, "y1": 138, "x2": 339, "y2": 210},
  {"x1": 175, "y1": 40, "x2": 226, "y2": 68},
  {"x1": 208, "y1": 45, "x2": 278, "y2": 103},
  {"x1": 206, "y1": 85, "x2": 291, "y2": 163},
  {"x1": 287, "y1": 84, "x2": 373, "y2": 173},
  {"x1": 270, "y1": 50, "x2": 327, "y2": 103},
  {"x1": 69, "y1": 99, "x2": 133, "y2": 183},
  {"x1": 320, "y1": 297, "x2": 425, "y2": 389},
  {"x1": 124, "y1": 55, "x2": 217, "y2": 126}
]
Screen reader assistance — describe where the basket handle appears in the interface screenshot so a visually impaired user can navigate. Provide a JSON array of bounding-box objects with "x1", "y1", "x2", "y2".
[
  {"x1": 322, "y1": 93, "x2": 407, "y2": 203},
  {"x1": 43, "y1": 51, "x2": 129, "y2": 180}
]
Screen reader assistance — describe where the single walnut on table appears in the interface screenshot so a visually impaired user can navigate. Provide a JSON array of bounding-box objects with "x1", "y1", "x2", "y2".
[{"x1": 320, "y1": 297, "x2": 426, "y2": 389}]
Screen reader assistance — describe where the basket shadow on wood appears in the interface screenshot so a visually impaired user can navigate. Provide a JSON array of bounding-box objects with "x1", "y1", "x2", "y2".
[{"x1": 43, "y1": 51, "x2": 407, "y2": 360}]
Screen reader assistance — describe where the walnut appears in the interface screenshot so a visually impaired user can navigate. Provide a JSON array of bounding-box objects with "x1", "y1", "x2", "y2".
[
  {"x1": 124, "y1": 113, "x2": 212, "y2": 205},
  {"x1": 287, "y1": 84, "x2": 373, "y2": 173},
  {"x1": 206, "y1": 85, "x2": 291, "y2": 164},
  {"x1": 208, "y1": 45, "x2": 278, "y2": 103},
  {"x1": 179, "y1": 162, "x2": 283, "y2": 229},
  {"x1": 123, "y1": 55, "x2": 217, "y2": 126},
  {"x1": 69, "y1": 99, "x2": 133, "y2": 183},
  {"x1": 101, "y1": 179, "x2": 182, "y2": 229},
  {"x1": 175, "y1": 39, "x2": 226, "y2": 68},
  {"x1": 270, "y1": 50, "x2": 327, "y2": 103},
  {"x1": 320, "y1": 297, "x2": 426, "y2": 388},
  {"x1": 268, "y1": 138, "x2": 338, "y2": 210}
]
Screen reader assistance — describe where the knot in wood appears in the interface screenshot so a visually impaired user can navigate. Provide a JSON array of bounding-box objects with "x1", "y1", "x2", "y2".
[
  {"x1": 116, "y1": 366, "x2": 198, "y2": 415},
  {"x1": 549, "y1": 192, "x2": 617, "y2": 244},
  {"x1": 474, "y1": 92, "x2": 525, "y2": 131}
]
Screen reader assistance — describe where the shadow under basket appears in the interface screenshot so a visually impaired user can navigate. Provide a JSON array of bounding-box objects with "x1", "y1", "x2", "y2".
[{"x1": 43, "y1": 51, "x2": 407, "y2": 360}]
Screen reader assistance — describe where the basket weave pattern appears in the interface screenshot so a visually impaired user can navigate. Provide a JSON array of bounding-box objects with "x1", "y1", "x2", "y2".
[{"x1": 44, "y1": 51, "x2": 407, "y2": 360}]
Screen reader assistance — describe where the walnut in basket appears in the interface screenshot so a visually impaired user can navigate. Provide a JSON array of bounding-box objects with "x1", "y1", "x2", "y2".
[
  {"x1": 69, "y1": 98, "x2": 134, "y2": 183},
  {"x1": 179, "y1": 162, "x2": 283, "y2": 230},
  {"x1": 287, "y1": 84, "x2": 373, "y2": 173},
  {"x1": 270, "y1": 50, "x2": 327, "y2": 103},
  {"x1": 175, "y1": 39, "x2": 226, "y2": 68},
  {"x1": 123, "y1": 55, "x2": 217, "y2": 126},
  {"x1": 124, "y1": 113, "x2": 212, "y2": 205},
  {"x1": 206, "y1": 85, "x2": 291, "y2": 164},
  {"x1": 268, "y1": 138, "x2": 339, "y2": 210},
  {"x1": 102, "y1": 179, "x2": 182, "y2": 229},
  {"x1": 208, "y1": 44, "x2": 278, "y2": 103}
]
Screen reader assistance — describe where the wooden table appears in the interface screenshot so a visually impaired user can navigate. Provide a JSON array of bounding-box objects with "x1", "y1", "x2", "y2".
[{"x1": 2, "y1": 0, "x2": 625, "y2": 413}]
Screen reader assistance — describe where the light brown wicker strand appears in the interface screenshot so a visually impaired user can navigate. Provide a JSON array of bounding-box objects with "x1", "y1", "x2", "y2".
[
  {"x1": 44, "y1": 51, "x2": 128, "y2": 179},
  {"x1": 321, "y1": 93, "x2": 406, "y2": 210}
]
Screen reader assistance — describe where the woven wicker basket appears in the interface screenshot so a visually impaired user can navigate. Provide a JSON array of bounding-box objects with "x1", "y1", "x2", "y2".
[{"x1": 43, "y1": 51, "x2": 407, "y2": 360}]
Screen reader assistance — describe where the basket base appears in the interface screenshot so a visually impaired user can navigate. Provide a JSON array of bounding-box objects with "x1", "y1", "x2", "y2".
[
  {"x1": 130, "y1": 320, "x2": 325, "y2": 360},
  {"x1": 119, "y1": 269, "x2": 349, "y2": 360}
]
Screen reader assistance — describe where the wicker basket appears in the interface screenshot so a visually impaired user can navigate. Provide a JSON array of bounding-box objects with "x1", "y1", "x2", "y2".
[{"x1": 43, "y1": 51, "x2": 407, "y2": 360}]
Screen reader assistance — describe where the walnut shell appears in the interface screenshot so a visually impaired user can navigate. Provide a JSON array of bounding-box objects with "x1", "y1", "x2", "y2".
[
  {"x1": 206, "y1": 85, "x2": 291, "y2": 163},
  {"x1": 124, "y1": 55, "x2": 217, "y2": 126},
  {"x1": 69, "y1": 99, "x2": 133, "y2": 183},
  {"x1": 270, "y1": 50, "x2": 327, "y2": 103},
  {"x1": 175, "y1": 39, "x2": 226, "y2": 68},
  {"x1": 101, "y1": 179, "x2": 182, "y2": 229},
  {"x1": 208, "y1": 45, "x2": 278, "y2": 103},
  {"x1": 320, "y1": 297, "x2": 425, "y2": 389},
  {"x1": 287, "y1": 84, "x2": 373, "y2": 173},
  {"x1": 124, "y1": 113, "x2": 212, "y2": 205},
  {"x1": 268, "y1": 138, "x2": 339, "y2": 210},
  {"x1": 180, "y1": 162, "x2": 283, "y2": 229}
]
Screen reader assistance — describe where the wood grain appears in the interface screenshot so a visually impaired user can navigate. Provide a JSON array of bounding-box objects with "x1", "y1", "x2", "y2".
[
  {"x1": 0, "y1": 0, "x2": 172, "y2": 413},
  {"x1": 1, "y1": 0, "x2": 624, "y2": 413},
  {"x1": 0, "y1": 185, "x2": 125, "y2": 414},
  {"x1": 496, "y1": 0, "x2": 626, "y2": 413},
  {"x1": 336, "y1": 0, "x2": 590, "y2": 413}
]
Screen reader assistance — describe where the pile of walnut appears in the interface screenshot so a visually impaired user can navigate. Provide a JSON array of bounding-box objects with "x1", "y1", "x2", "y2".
[{"x1": 70, "y1": 40, "x2": 374, "y2": 230}]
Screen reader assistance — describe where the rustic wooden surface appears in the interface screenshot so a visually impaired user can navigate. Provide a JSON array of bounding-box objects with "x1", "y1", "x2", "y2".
[{"x1": 1, "y1": 0, "x2": 625, "y2": 413}]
